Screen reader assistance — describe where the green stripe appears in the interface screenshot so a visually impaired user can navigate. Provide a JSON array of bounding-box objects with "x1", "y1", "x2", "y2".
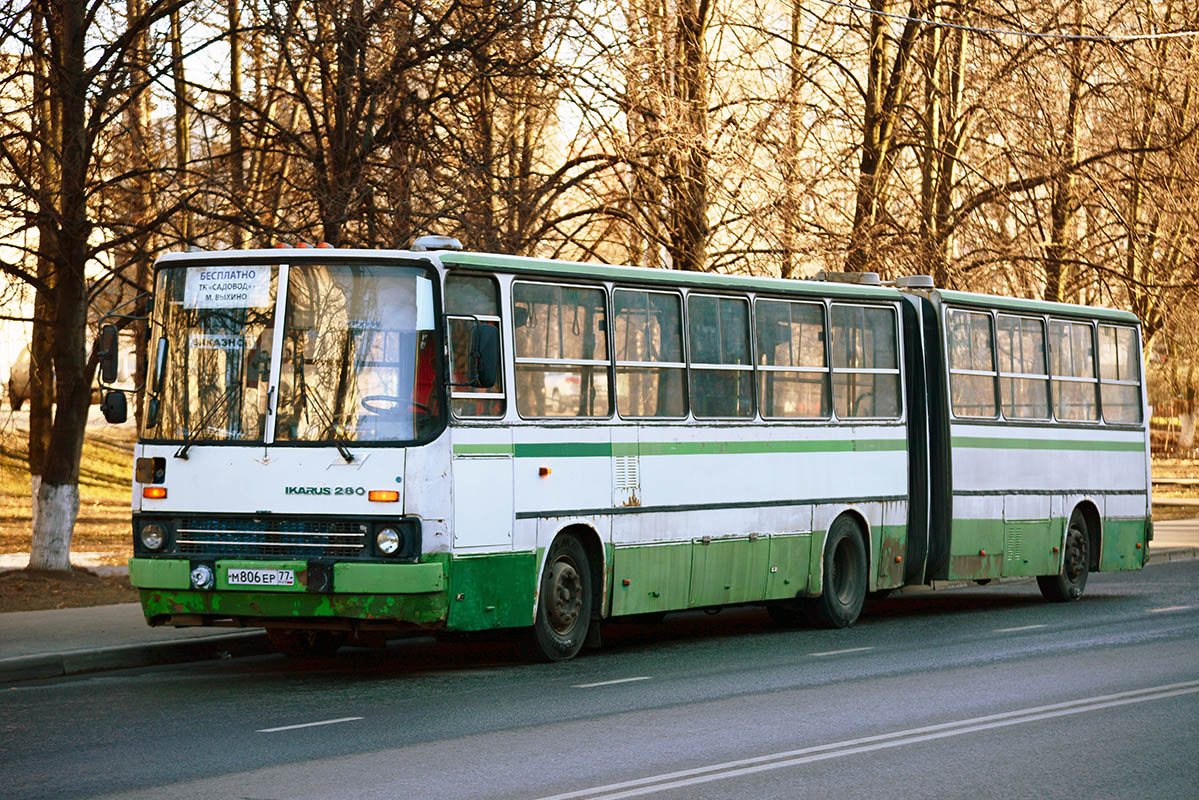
[
  {"x1": 638, "y1": 439, "x2": 905, "y2": 456},
  {"x1": 936, "y1": 289, "x2": 1138, "y2": 323},
  {"x1": 457, "y1": 438, "x2": 907, "y2": 458},
  {"x1": 453, "y1": 443, "x2": 513, "y2": 456},
  {"x1": 952, "y1": 436, "x2": 1145, "y2": 452}
]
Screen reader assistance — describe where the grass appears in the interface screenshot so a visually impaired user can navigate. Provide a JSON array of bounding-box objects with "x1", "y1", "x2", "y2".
[{"x1": 0, "y1": 426, "x2": 135, "y2": 565}]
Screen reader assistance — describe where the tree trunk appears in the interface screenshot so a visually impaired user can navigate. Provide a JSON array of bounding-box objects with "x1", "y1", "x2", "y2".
[
  {"x1": 29, "y1": 0, "x2": 93, "y2": 572},
  {"x1": 1180, "y1": 411, "x2": 1196, "y2": 451}
]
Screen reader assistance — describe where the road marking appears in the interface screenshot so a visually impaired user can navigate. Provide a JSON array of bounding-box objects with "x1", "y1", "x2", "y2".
[
  {"x1": 536, "y1": 680, "x2": 1199, "y2": 800},
  {"x1": 1147, "y1": 605, "x2": 1191, "y2": 614},
  {"x1": 573, "y1": 677, "x2": 651, "y2": 689},
  {"x1": 256, "y1": 716, "x2": 363, "y2": 733},
  {"x1": 809, "y1": 647, "x2": 874, "y2": 657},
  {"x1": 993, "y1": 624, "x2": 1047, "y2": 633}
]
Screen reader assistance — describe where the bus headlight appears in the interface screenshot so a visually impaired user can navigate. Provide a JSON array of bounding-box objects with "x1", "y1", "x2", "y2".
[
  {"x1": 140, "y1": 521, "x2": 167, "y2": 551},
  {"x1": 376, "y1": 527, "x2": 401, "y2": 556}
]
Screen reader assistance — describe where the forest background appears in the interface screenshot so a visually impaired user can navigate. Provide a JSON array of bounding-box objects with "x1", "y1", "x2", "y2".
[{"x1": 1, "y1": 0, "x2": 1197, "y2": 571}]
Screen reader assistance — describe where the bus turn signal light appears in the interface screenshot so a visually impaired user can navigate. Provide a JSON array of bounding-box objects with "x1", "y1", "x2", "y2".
[
  {"x1": 142, "y1": 486, "x2": 167, "y2": 499},
  {"x1": 368, "y1": 490, "x2": 399, "y2": 502}
]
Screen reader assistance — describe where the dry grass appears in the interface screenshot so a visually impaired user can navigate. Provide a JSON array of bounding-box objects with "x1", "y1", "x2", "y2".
[{"x1": 0, "y1": 426, "x2": 135, "y2": 565}]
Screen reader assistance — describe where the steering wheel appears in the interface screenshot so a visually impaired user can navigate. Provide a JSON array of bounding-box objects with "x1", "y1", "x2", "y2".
[{"x1": 361, "y1": 395, "x2": 430, "y2": 415}]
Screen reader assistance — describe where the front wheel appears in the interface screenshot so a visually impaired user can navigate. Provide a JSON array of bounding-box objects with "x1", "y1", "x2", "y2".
[
  {"x1": 524, "y1": 535, "x2": 592, "y2": 661},
  {"x1": 804, "y1": 517, "x2": 868, "y2": 628},
  {"x1": 1038, "y1": 517, "x2": 1089, "y2": 602}
]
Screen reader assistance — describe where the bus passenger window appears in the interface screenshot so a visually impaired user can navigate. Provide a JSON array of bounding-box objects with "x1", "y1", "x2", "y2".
[
  {"x1": 687, "y1": 294, "x2": 753, "y2": 418},
  {"x1": 513, "y1": 282, "x2": 611, "y2": 418},
  {"x1": 1049, "y1": 320, "x2": 1099, "y2": 421},
  {"x1": 996, "y1": 314, "x2": 1049, "y2": 419},
  {"x1": 755, "y1": 299, "x2": 829, "y2": 418},
  {"x1": 614, "y1": 289, "x2": 686, "y2": 417},
  {"x1": 830, "y1": 304, "x2": 901, "y2": 419},
  {"x1": 946, "y1": 309, "x2": 998, "y2": 418},
  {"x1": 446, "y1": 275, "x2": 506, "y2": 418},
  {"x1": 1098, "y1": 325, "x2": 1142, "y2": 423}
]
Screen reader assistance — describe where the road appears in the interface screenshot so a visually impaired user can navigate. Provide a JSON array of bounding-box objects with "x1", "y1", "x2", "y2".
[{"x1": 4, "y1": 561, "x2": 1198, "y2": 800}]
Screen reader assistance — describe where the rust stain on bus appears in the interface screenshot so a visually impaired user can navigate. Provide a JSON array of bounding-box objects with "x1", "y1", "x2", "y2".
[{"x1": 950, "y1": 553, "x2": 1004, "y2": 580}]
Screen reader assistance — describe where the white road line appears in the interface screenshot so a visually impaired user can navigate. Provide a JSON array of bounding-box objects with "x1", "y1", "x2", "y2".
[
  {"x1": 993, "y1": 624, "x2": 1048, "y2": 633},
  {"x1": 536, "y1": 679, "x2": 1199, "y2": 800},
  {"x1": 1147, "y1": 605, "x2": 1192, "y2": 614},
  {"x1": 256, "y1": 716, "x2": 363, "y2": 733},
  {"x1": 809, "y1": 647, "x2": 874, "y2": 657},
  {"x1": 573, "y1": 677, "x2": 651, "y2": 689}
]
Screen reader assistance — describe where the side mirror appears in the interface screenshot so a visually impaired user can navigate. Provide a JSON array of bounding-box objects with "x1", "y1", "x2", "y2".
[
  {"x1": 101, "y1": 390, "x2": 127, "y2": 424},
  {"x1": 151, "y1": 336, "x2": 168, "y2": 393},
  {"x1": 98, "y1": 324, "x2": 119, "y2": 383},
  {"x1": 469, "y1": 323, "x2": 500, "y2": 388},
  {"x1": 145, "y1": 396, "x2": 160, "y2": 428}
]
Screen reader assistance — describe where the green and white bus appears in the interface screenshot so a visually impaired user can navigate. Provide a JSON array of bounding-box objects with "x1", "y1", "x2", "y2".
[{"x1": 106, "y1": 238, "x2": 1151, "y2": 659}]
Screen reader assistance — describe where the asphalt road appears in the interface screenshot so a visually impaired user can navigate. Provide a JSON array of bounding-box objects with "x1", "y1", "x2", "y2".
[{"x1": 4, "y1": 561, "x2": 1198, "y2": 800}]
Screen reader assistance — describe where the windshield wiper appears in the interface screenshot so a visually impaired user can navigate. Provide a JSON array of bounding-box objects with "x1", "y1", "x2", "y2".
[
  {"x1": 294, "y1": 369, "x2": 354, "y2": 464},
  {"x1": 174, "y1": 385, "x2": 238, "y2": 459}
]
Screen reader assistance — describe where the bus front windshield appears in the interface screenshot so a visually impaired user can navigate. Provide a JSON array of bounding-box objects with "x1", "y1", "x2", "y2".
[{"x1": 149, "y1": 261, "x2": 443, "y2": 445}]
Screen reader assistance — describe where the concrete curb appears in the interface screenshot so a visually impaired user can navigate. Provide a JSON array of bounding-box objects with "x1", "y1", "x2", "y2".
[{"x1": 0, "y1": 630, "x2": 272, "y2": 684}]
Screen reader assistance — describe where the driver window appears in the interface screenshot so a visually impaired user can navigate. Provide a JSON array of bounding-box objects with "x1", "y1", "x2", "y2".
[{"x1": 446, "y1": 274, "x2": 505, "y2": 417}]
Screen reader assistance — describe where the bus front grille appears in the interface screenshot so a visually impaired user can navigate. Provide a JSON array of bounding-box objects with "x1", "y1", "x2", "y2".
[{"x1": 174, "y1": 517, "x2": 369, "y2": 558}]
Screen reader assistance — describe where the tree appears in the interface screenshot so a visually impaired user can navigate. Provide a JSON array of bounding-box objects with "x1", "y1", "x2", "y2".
[{"x1": 0, "y1": 0, "x2": 185, "y2": 570}]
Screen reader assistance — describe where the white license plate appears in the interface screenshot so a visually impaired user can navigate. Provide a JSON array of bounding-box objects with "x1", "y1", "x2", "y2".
[{"x1": 225, "y1": 568, "x2": 295, "y2": 587}]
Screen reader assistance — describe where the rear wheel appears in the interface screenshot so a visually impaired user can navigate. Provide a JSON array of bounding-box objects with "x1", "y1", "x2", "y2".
[
  {"x1": 524, "y1": 535, "x2": 592, "y2": 661},
  {"x1": 266, "y1": 628, "x2": 346, "y2": 657},
  {"x1": 1038, "y1": 516, "x2": 1089, "y2": 602},
  {"x1": 804, "y1": 516, "x2": 868, "y2": 628}
]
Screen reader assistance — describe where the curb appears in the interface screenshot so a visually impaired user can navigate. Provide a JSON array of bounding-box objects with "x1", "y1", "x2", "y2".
[{"x1": 0, "y1": 630, "x2": 272, "y2": 684}]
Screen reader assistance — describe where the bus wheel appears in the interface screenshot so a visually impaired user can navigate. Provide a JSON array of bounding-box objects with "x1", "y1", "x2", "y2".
[
  {"x1": 266, "y1": 628, "x2": 346, "y2": 658},
  {"x1": 525, "y1": 535, "x2": 592, "y2": 662},
  {"x1": 805, "y1": 517, "x2": 867, "y2": 628},
  {"x1": 1038, "y1": 517, "x2": 1089, "y2": 602}
]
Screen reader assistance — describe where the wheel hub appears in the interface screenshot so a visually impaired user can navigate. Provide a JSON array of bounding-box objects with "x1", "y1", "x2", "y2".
[{"x1": 547, "y1": 560, "x2": 583, "y2": 635}]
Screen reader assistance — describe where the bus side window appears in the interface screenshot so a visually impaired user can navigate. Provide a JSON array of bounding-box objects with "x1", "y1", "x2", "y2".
[
  {"x1": 755, "y1": 298, "x2": 829, "y2": 419},
  {"x1": 613, "y1": 288, "x2": 686, "y2": 418},
  {"x1": 996, "y1": 314, "x2": 1049, "y2": 419},
  {"x1": 687, "y1": 294, "x2": 753, "y2": 419},
  {"x1": 946, "y1": 309, "x2": 998, "y2": 418},
  {"x1": 830, "y1": 304, "x2": 901, "y2": 419},
  {"x1": 446, "y1": 274, "x2": 505, "y2": 418},
  {"x1": 1049, "y1": 319, "x2": 1099, "y2": 422},
  {"x1": 513, "y1": 281, "x2": 611, "y2": 418},
  {"x1": 1098, "y1": 325, "x2": 1142, "y2": 423}
]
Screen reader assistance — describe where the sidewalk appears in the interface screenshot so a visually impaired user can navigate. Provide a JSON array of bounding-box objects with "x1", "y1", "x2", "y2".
[{"x1": 2, "y1": 520, "x2": 1197, "y2": 685}]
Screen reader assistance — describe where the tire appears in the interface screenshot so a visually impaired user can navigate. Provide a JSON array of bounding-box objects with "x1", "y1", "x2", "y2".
[
  {"x1": 1038, "y1": 517, "x2": 1089, "y2": 602},
  {"x1": 804, "y1": 516, "x2": 868, "y2": 628},
  {"x1": 524, "y1": 535, "x2": 592, "y2": 662},
  {"x1": 266, "y1": 628, "x2": 346, "y2": 657}
]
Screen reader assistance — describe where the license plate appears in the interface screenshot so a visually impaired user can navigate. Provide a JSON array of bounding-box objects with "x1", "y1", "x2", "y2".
[{"x1": 225, "y1": 568, "x2": 295, "y2": 587}]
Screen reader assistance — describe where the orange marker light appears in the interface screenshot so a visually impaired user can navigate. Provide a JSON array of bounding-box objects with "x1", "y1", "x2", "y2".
[
  {"x1": 895, "y1": 556, "x2": 902, "y2": 563},
  {"x1": 539, "y1": 467, "x2": 551, "y2": 477},
  {"x1": 143, "y1": 486, "x2": 167, "y2": 499},
  {"x1": 368, "y1": 490, "x2": 399, "y2": 502},
  {"x1": 979, "y1": 549, "x2": 986, "y2": 556}
]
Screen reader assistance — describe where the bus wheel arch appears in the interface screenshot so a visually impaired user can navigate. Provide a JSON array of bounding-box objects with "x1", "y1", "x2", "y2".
[
  {"x1": 1073, "y1": 500, "x2": 1102, "y2": 571},
  {"x1": 525, "y1": 527, "x2": 599, "y2": 661},
  {"x1": 805, "y1": 512, "x2": 869, "y2": 628},
  {"x1": 1038, "y1": 507, "x2": 1091, "y2": 602}
]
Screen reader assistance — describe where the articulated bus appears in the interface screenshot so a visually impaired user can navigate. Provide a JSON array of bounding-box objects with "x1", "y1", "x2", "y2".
[{"x1": 103, "y1": 238, "x2": 1151, "y2": 659}]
